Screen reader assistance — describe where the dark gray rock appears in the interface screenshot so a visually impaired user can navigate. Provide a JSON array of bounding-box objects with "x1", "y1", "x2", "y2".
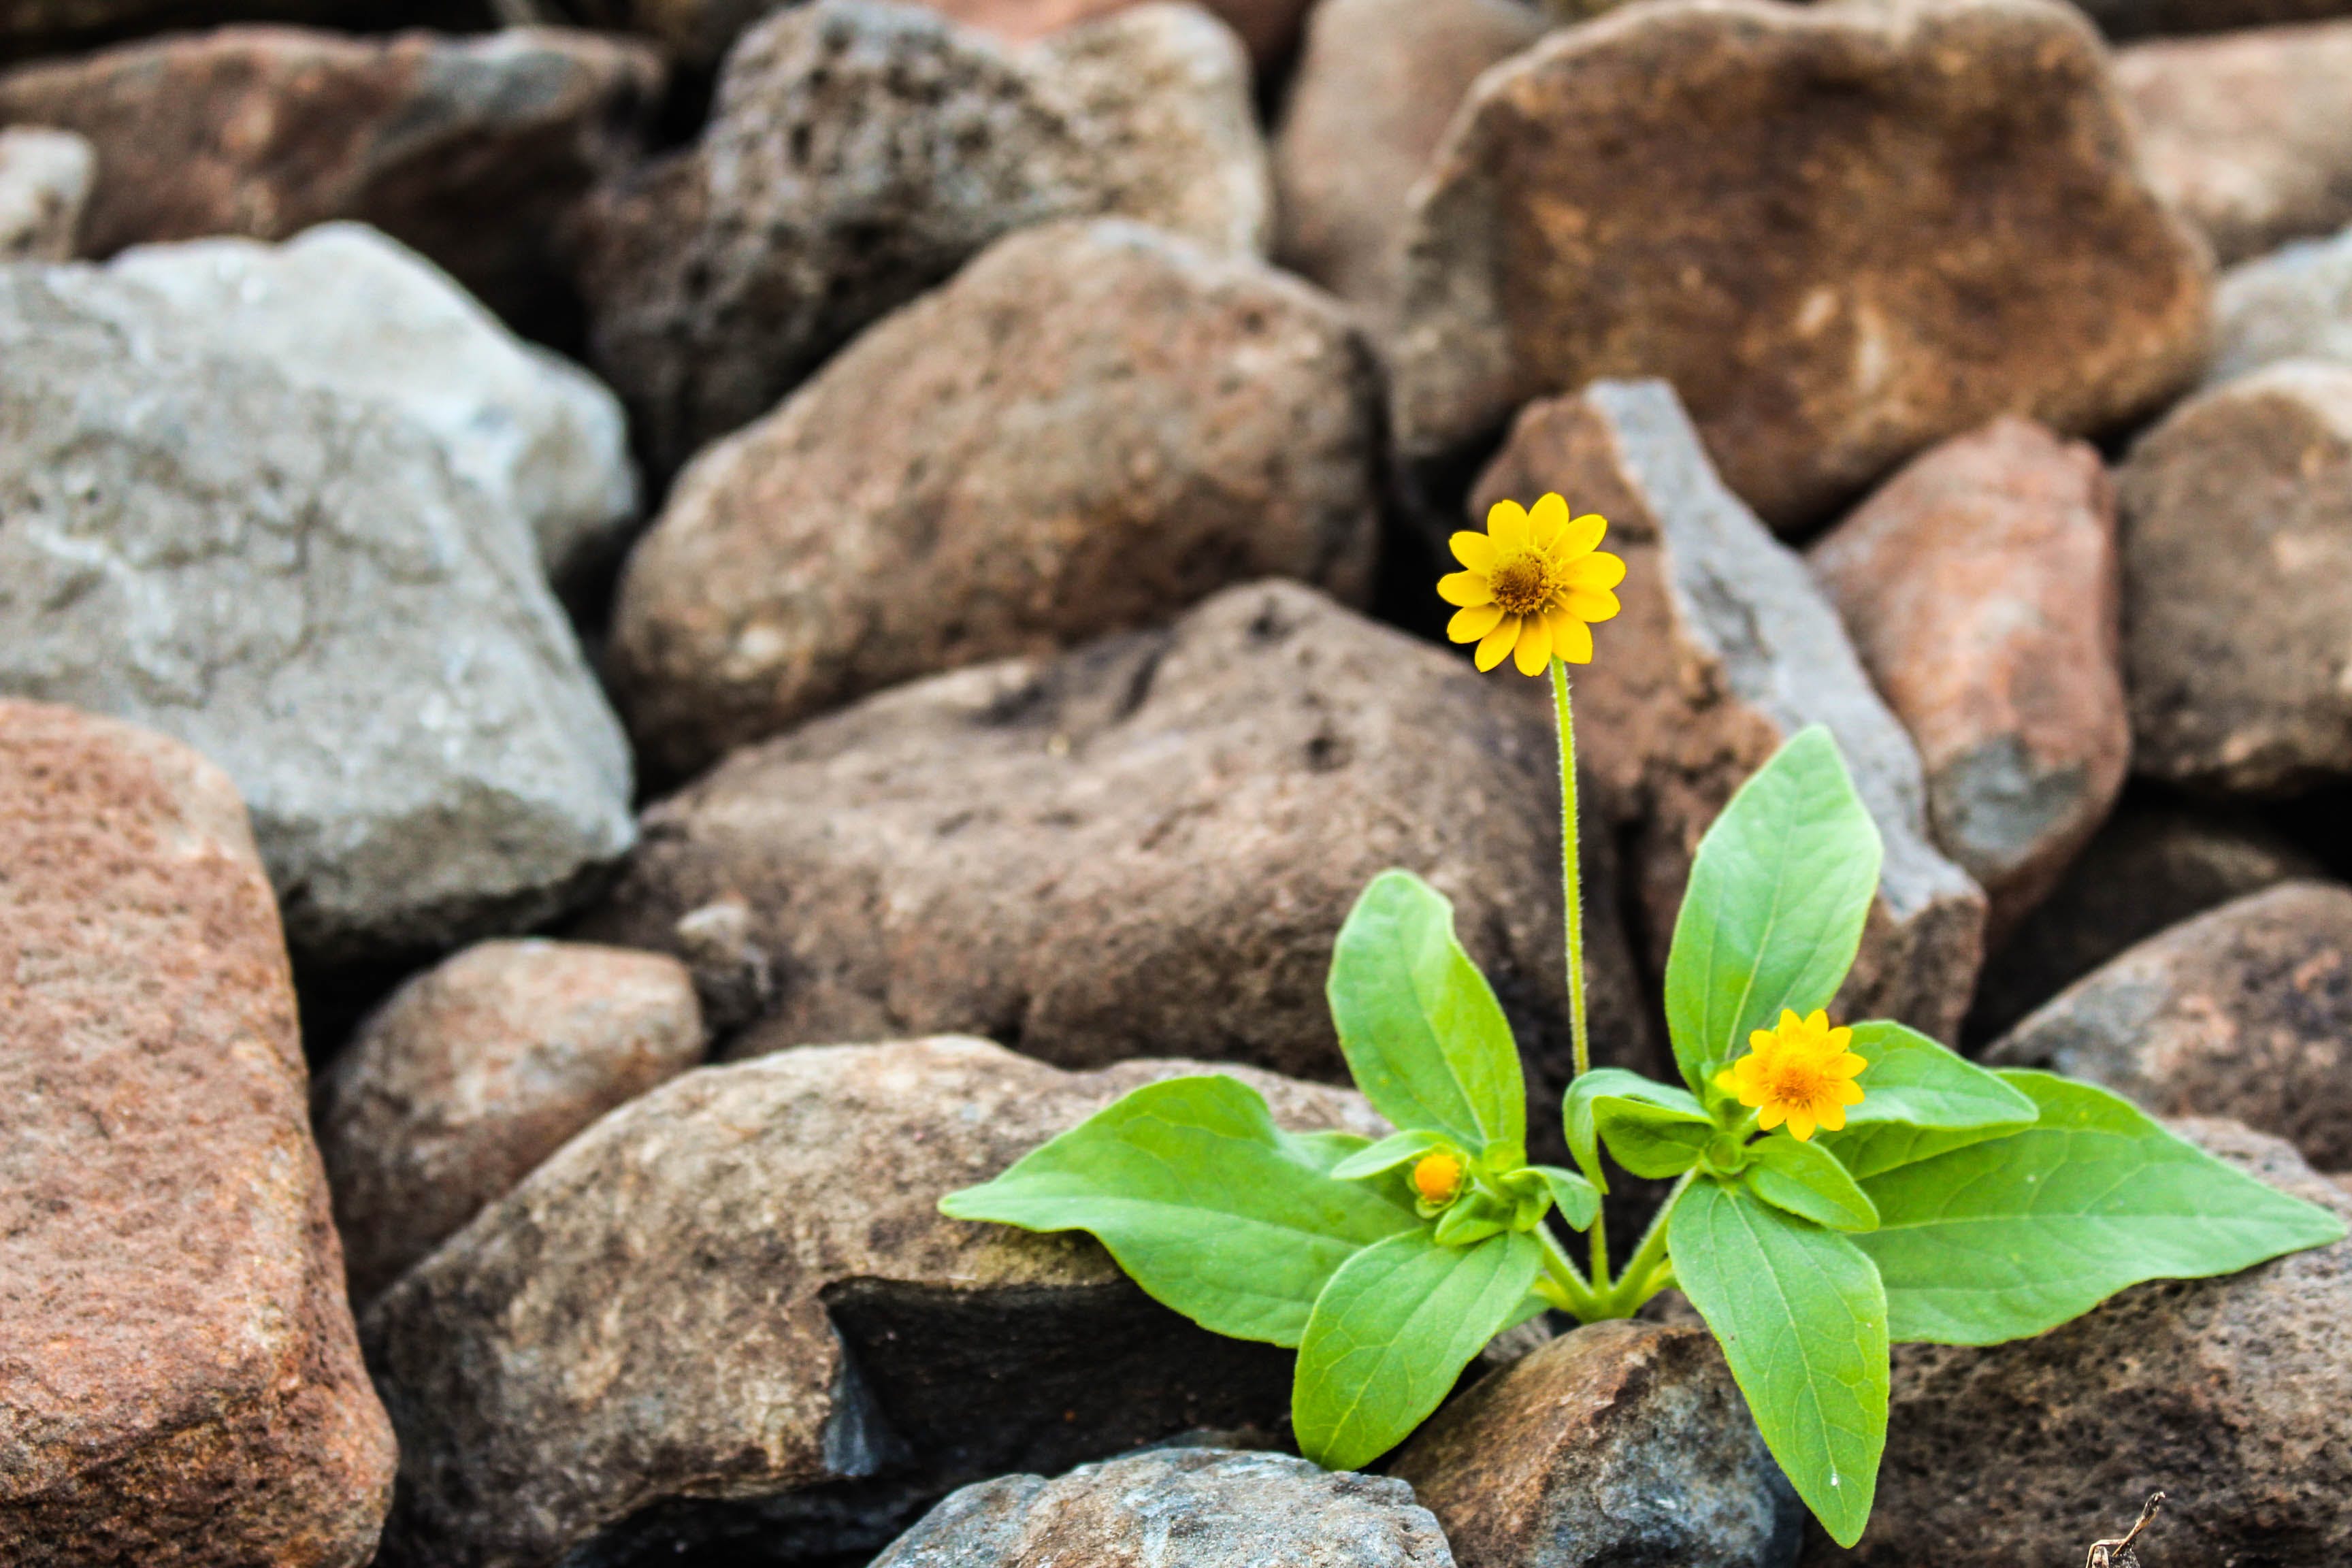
[{"x1": 2208, "y1": 222, "x2": 2352, "y2": 387}]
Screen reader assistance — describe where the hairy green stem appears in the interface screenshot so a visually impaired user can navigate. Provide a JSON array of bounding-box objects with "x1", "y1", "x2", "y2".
[
  {"x1": 1605, "y1": 1171, "x2": 1695, "y2": 1316},
  {"x1": 1551, "y1": 658, "x2": 1610, "y2": 1294},
  {"x1": 1535, "y1": 1225, "x2": 1605, "y2": 1320}
]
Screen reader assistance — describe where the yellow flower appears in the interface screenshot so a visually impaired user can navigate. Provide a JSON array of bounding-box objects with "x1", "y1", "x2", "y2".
[
  {"x1": 1716, "y1": 1009, "x2": 1868, "y2": 1142},
  {"x1": 1441, "y1": 493, "x2": 1626, "y2": 675},
  {"x1": 1411, "y1": 1151, "x2": 1463, "y2": 1205}
]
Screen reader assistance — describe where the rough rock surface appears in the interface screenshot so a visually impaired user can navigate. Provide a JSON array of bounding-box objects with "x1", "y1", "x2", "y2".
[
  {"x1": 0, "y1": 265, "x2": 635, "y2": 963},
  {"x1": 577, "y1": 581, "x2": 1656, "y2": 1122},
  {"x1": 0, "y1": 24, "x2": 662, "y2": 331},
  {"x1": 2208, "y1": 221, "x2": 2352, "y2": 386},
  {"x1": 874, "y1": 1448, "x2": 1455, "y2": 1567},
  {"x1": 365, "y1": 1037, "x2": 1386, "y2": 1568},
  {"x1": 0, "y1": 699, "x2": 396, "y2": 1565},
  {"x1": 1475, "y1": 380, "x2": 1987, "y2": 1043},
  {"x1": 610, "y1": 0, "x2": 1312, "y2": 71},
  {"x1": 608, "y1": 218, "x2": 1380, "y2": 778},
  {"x1": 1390, "y1": 1320, "x2": 1802, "y2": 1568},
  {"x1": 1808, "y1": 419, "x2": 2127, "y2": 943},
  {"x1": 2117, "y1": 359, "x2": 2352, "y2": 796},
  {"x1": 1272, "y1": 0, "x2": 1545, "y2": 321},
  {"x1": 1388, "y1": 0, "x2": 2211, "y2": 530},
  {"x1": 0, "y1": 124, "x2": 91, "y2": 259},
  {"x1": 577, "y1": 0, "x2": 1270, "y2": 476},
  {"x1": 1808, "y1": 1118, "x2": 2352, "y2": 1566},
  {"x1": 2117, "y1": 20, "x2": 2352, "y2": 266},
  {"x1": 1987, "y1": 883, "x2": 2352, "y2": 1171},
  {"x1": 314, "y1": 938, "x2": 706, "y2": 1306},
  {"x1": 109, "y1": 223, "x2": 638, "y2": 588}
]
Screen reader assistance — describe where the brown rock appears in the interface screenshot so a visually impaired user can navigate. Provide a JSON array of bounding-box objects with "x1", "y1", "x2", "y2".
[
  {"x1": 1390, "y1": 1320, "x2": 1801, "y2": 1568},
  {"x1": 608, "y1": 218, "x2": 1379, "y2": 779},
  {"x1": 1475, "y1": 380, "x2": 1988, "y2": 1043},
  {"x1": 2117, "y1": 359, "x2": 2352, "y2": 796},
  {"x1": 314, "y1": 938, "x2": 706, "y2": 1306},
  {"x1": 0, "y1": 124, "x2": 90, "y2": 259},
  {"x1": 2117, "y1": 20, "x2": 2352, "y2": 266},
  {"x1": 0, "y1": 24, "x2": 662, "y2": 333},
  {"x1": 1388, "y1": 0, "x2": 2211, "y2": 531},
  {"x1": 1808, "y1": 419, "x2": 2128, "y2": 945},
  {"x1": 0, "y1": 699, "x2": 395, "y2": 1564},
  {"x1": 365, "y1": 1036, "x2": 1385, "y2": 1568}
]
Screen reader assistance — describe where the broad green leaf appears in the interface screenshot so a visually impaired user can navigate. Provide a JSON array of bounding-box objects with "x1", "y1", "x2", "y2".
[
  {"x1": 1530, "y1": 1164, "x2": 1601, "y2": 1230},
  {"x1": 939, "y1": 1075, "x2": 1418, "y2": 1347},
  {"x1": 1813, "y1": 1022, "x2": 2038, "y2": 1179},
  {"x1": 1671, "y1": 1179, "x2": 1887, "y2": 1548},
  {"x1": 1328, "y1": 870, "x2": 1526, "y2": 1152},
  {"x1": 1329, "y1": 1128, "x2": 1453, "y2": 1181},
  {"x1": 1855, "y1": 1071, "x2": 2348, "y2": 1346},
  {"x1": 1564, "y1": 1069, "x2": 1710, "y2": 1191},
  {"x1": 1433, "y1": 1197, "x2": 1509, "y2": 1247},
  {"x1": 1294, "y1": 1228, "x2": 1541, "y2": 1471},
  {"x1": 1746, "y1": 1136, "x2": 1878, "y2": 1232},
  {"x1": 1663, "y1": 728, "x2": 1882, "y2": 1095}
]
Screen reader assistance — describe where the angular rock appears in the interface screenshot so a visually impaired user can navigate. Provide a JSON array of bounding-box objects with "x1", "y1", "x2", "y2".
[
  {"x1": 1808, "y1": 419, "x2": 2128, "y2": 944},
  {"x1": 314, "y1": 938, "x2": 706, "y2": 1306},
  {"x1": 2208, "y1": 221, "x2": 2352, "y2": 386},
  {"x1": 2117, "y1": 359, "x2": 2352, "y2": 795},
  {"x1": 365, "y1": 1036, "x2": 1386, "y2": 1568},
  {"x1": 2117, "y1": 20, "x2": 2352, "y2": 266},
  {"x1": 875, "y1": 1448, "x2": 1454, "y2": 1567},
  {"x1": 108, "y1": 222, "x2": 638, "y2": 589},
  {"x1": 1475, "y1": 380, "x2": 1988, "y2": 1043},
  {"x1": 0, "y1": 699, "x2": 395, "y2": 1565},
  {"x1": 575, "y1": 0, "x2": 1269, "y2": 476},
  {"x1": 0, "y1": 124, "x2": 91, "y2": 259},
  {"x1": 609, "y1": 218, "x2": 1380, "y2": 778},
  {"x1": 0, "y1": 24, "x2": 662, "y2": 333},
  {"x1": 1985, "y1": 882, "x2": 2352, "y2": 1171},
  {"x1": 1272, "y1": 0, "x2": 1546, "y2": 321},
  {"x1": 1388, "y1": 0, "x2": 2211, "y2": 530},
  {"x1": 577, "y1": 581, "x2": 1656, "y2": 1122},
  {"x1": 1808, "y1": 1118, "x2": 2352, "y2": 1566},
  {"x1": 0, "y1": 265, "x2": 635, "y2": 963},
  {"x1": 1390, "y1": 1320, "x2": 1802, "y2": 1568}
]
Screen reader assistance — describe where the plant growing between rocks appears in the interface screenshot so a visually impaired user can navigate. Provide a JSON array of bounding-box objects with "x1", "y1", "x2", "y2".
[{"x1": 942, "y1": 494, "x2": 2345, "y2": 1546}]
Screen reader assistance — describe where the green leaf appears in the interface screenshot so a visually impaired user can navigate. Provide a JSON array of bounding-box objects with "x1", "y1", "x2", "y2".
[
  {"x1": 1328, "y1": 870, "x2": 1525, "y2": 1153},
  {"x1": 939, "y1": 1075, "x2": 1419, "y2": 1347},
  {"x1": 1328, "y1": 1128, "x2": 1453, "y2": 1181},
  {"x1": 1855, "y1": 1071, "x2": 2348, "y2": 1345},
  {"x1": 1293, "y1": 1228, "x2": 1542, "y2": 1471},
  {"x1": 1596, "y1": 1100, "x2": 1718, "y2": 1181},
  {"x1": 1746, "y1": 1136, "x2": 1878, "y2": 1232},
  {"x1": 1813, "y1": 1022, "x2": 2038, "y2": 1179},
  {"x1": 1432, "y1": 1196, "x2": 1509, "y2": 1247},
  {"x1": 1663, "y1": 728, "x2": 1882, "y2": 1095},
  {"x1": 1564, "y1": 1069, "x2": 1711, "y2": 1191},
  {"x1": 1529, "y1": 1164, "x2": 1600, "y2": 1230},
  {"x1": 1671, "y1": 1179, "x2": 1888, "y2": 1548}
]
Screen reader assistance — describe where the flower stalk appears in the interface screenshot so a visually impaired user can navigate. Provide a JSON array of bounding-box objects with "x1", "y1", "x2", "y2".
[{"x1": 1550, "y1": 657, "x2": 1612, "y2": 1297}]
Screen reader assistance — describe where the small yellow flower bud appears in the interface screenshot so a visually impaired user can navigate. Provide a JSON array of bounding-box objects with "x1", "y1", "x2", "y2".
[{"x1": 1411, "y1": 1151, "x2": 1464, "y2": 1205}]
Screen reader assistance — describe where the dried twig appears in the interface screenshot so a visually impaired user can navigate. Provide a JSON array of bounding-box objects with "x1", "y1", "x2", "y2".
[{"x1": 2086, "y1": 1492, "x2": 2166, "y2": 1568}]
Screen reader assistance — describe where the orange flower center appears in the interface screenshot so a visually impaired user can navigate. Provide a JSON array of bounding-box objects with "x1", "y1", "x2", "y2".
[
  {"x1": 1761, "y1": 1056, "x2": 1840, "y2": 1113},
  {"x1": 1487, "y1": 553, "x2": 1553, "y2": 617},
  {"x1": 1411, "y1": 1152, "x2": 1463, "y2": 1205}
]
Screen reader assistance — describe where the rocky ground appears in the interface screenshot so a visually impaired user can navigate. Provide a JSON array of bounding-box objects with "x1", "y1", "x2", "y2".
[{"x1": 3, "y1": 0, "x2": 2351, "y2": 1563}]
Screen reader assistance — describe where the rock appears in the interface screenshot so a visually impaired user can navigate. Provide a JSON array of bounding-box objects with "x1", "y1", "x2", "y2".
[
  {"x1": 364, "y1": 1036, "x2": 1386, "y2": 1568},
  {"x1": 107, "y1": 223, "x2": 638, "y2": 589},
  {"x1": 0, "y1": 0, "x2": 453, "y2": 66},
  {"x1": 608, "y1": 218, "x2": 1379, "y2": 778},
  {"x1": 2117, "y1": 359, "x2": 2352, "y2": 796},
  {"x1": 314, "y1": 938, "x2": 705, "y2": 1306},
  {"x1": 1271, "y1": 0, "x2": 1546, "y2": 321},
  {"x1": 668, "y1": 893, "x2": 781, "y2": 1035},
  {"x1": 612, "y1": 0, "x2": 1311, "y2": 72},
  {"x1": 2117, "y1": 20, "x2": 2352, "y2": 267},
  {"x1": 1387, "y1": 0, "x2": 2210, "y2": 531},
  {"x1": 1475, "y1": 380, "x2": 1987, "y2": 1043},
  {"x1": 874, "y1": 1448, "x2": 1454, "y2": 1567},
  {"x1": 1390, "y1": 1320, "x2": 1802, "y2": 1568},
  {"x1": 1808, "y1": 1117, "x2": 2352, "y2": 1566},
  {"x1": 575, "y1": 0, "x2": 1269, "y2": 476},
  {"x1": 575, "y1": 581, "x2": 1656, "y2": 1126},
  {"x1": 0, "y1": 265, "x2": 635, "y2": 964},
  {"x1": 2208, "y1": 221, "x2": 2352, "y2": 385},
  {"x1": 1984, "y1": 883, "x2": 2352, "y2": 1171},
  {"x1": 0, "y1": 25, "x2": 662, "y2": 334},
  {"x1": 0, "y1": 124, "x2": 91, "y2": 259},
  {"x1": 1808, "y1": 419, "x2": 2128, "y2": 945},
  {"x1": 0, "y1": 699, "x2": 395, "y2": 1565}
]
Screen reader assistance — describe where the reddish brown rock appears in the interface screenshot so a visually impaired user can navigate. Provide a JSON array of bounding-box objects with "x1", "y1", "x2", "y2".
[
  {"x1": 607, "y1": 218, "x2": 1379, "y2": 779},
  {"x1": 314, "y1": 938, "x2": 706, "y2": 1306},
  {"x1": 1808, "y1": 419, "x2": 2128, "y2": 944},
  {"x1": 0, "y1": 699, "x2": 395, "y2": 1564},
  {"x1": 1388, "y1": 0, "x2": 2211, "y2": 531}
]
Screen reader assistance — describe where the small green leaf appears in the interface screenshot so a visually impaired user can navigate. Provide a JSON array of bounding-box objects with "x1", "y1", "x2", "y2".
[
  {"x1": 1813, "y1": 1022, "x2": 2038, "y2": 1179},
  {"x1": 1293, "y1": 1228, "x2": 1542, "y2": 1471},
  {"x1": 939, "y1": 1075, "x2": 1419, "y2": 1347},
  {"x1": 1855, "y1": 1071, "x2": 2348, "y2": 1345},
  {"x1": 1328, "y1": 1128, "x2": 1453, "y2": 1181},
  {"x1": 1432, "y1": 1196, "x2": 1509, "y2": 1247},
  {"x1": 1564, "y1": 1069, "x2": 1711, "y2": 1191},
  {"x1": 1663, "y1": 728, "x2": 1882, "y2": 1094},
  {"x1": 1595, "y1": 1098, "x2": 1718, "y2": 1181},
  {"x1": 1529, "y1": 1164, "x2": 1600, "y2": 1230},
  {"x1": 1746, "y1": 1136, "x2": 1878, "y2": 1232},
  {"x1": 1671, "y1": 1179, "x2": 1887, "y2": 1548}
]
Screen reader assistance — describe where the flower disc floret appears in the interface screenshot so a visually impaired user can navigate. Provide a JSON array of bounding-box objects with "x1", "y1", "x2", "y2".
[
  {"x1": 1717, "y1": 1009, "x2": 1868, "y2": 1141},
  {"x1": 1441, "y1": 493, "x2": 1625, "y2": 675}
]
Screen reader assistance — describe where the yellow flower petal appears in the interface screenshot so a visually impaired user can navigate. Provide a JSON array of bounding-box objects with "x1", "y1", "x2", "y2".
[
  {"x1": 1836, "y1": 1079, "x2": 1867, "y2": 1105},
  {"x1": 1563, "y1": 589, "x2": 1620, "y2": 624},
  {"x1": 1448, "y1": 603, "x2": 1505, "y2": 644},
  {"x1": 1437, "y1": 571, "x2": 1493, "y2": 608},
  {"x1": 1475, "y1": 615, "x2": 1520, "y2": 672},
  {"x1": 1830, "y1": 1052, "x2": 1869, "y2": 1079},
  {"x1": 1828, "y1": 1026, "x2": 1854, "y2": 1050},
  {"x1": 1512, "y1": 615, "x2": 1554, "y2": 674},
  {"x1": 1561, "y1": 512, "x2": 1608, "y2": 557},
  {"x1": 1487, "y1": 500, "x2": 1531, "y2": 552},
  {"x1": 1563, "y1": 551, "x2": 1627, "y2": 591},
  {"x1": 1450, "y1": 531, "x2": 1496, "y2": 572},
  {"x1": 1782, "y1": 1010, "x2": 1805, "y2": 1032},
  {"x1": 1804, "y1": 1010, "x2": 1829, "y2": 1032},
  {"x1": 1552, "y1": 617, "x2": 1595, "y2": 665},
  {"x1": 1786, "y1": 1108, "x2": 1818, "y2": 1141},
  {"x1": 1528, "y1": 492, "x2": 1572, "y2": 549},
  {"x1": 1757, "y1": 1102, "x2": 1786, "y2": 1130}
]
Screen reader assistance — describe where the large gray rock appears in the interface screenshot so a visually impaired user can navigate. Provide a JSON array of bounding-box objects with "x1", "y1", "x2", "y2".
[
  {"x1": 2208, "y1": 222, "x2": 2352, "y2": 386},
  {"x1": 364, "y1": 1036, "x2": 1386, "y2": 1568},
  {"x1": 0, "y1": 124, "x2": 90, "y2": 259},
  {"x1": 0, "y1": 265, "x2": 634, "y2": 964}
]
